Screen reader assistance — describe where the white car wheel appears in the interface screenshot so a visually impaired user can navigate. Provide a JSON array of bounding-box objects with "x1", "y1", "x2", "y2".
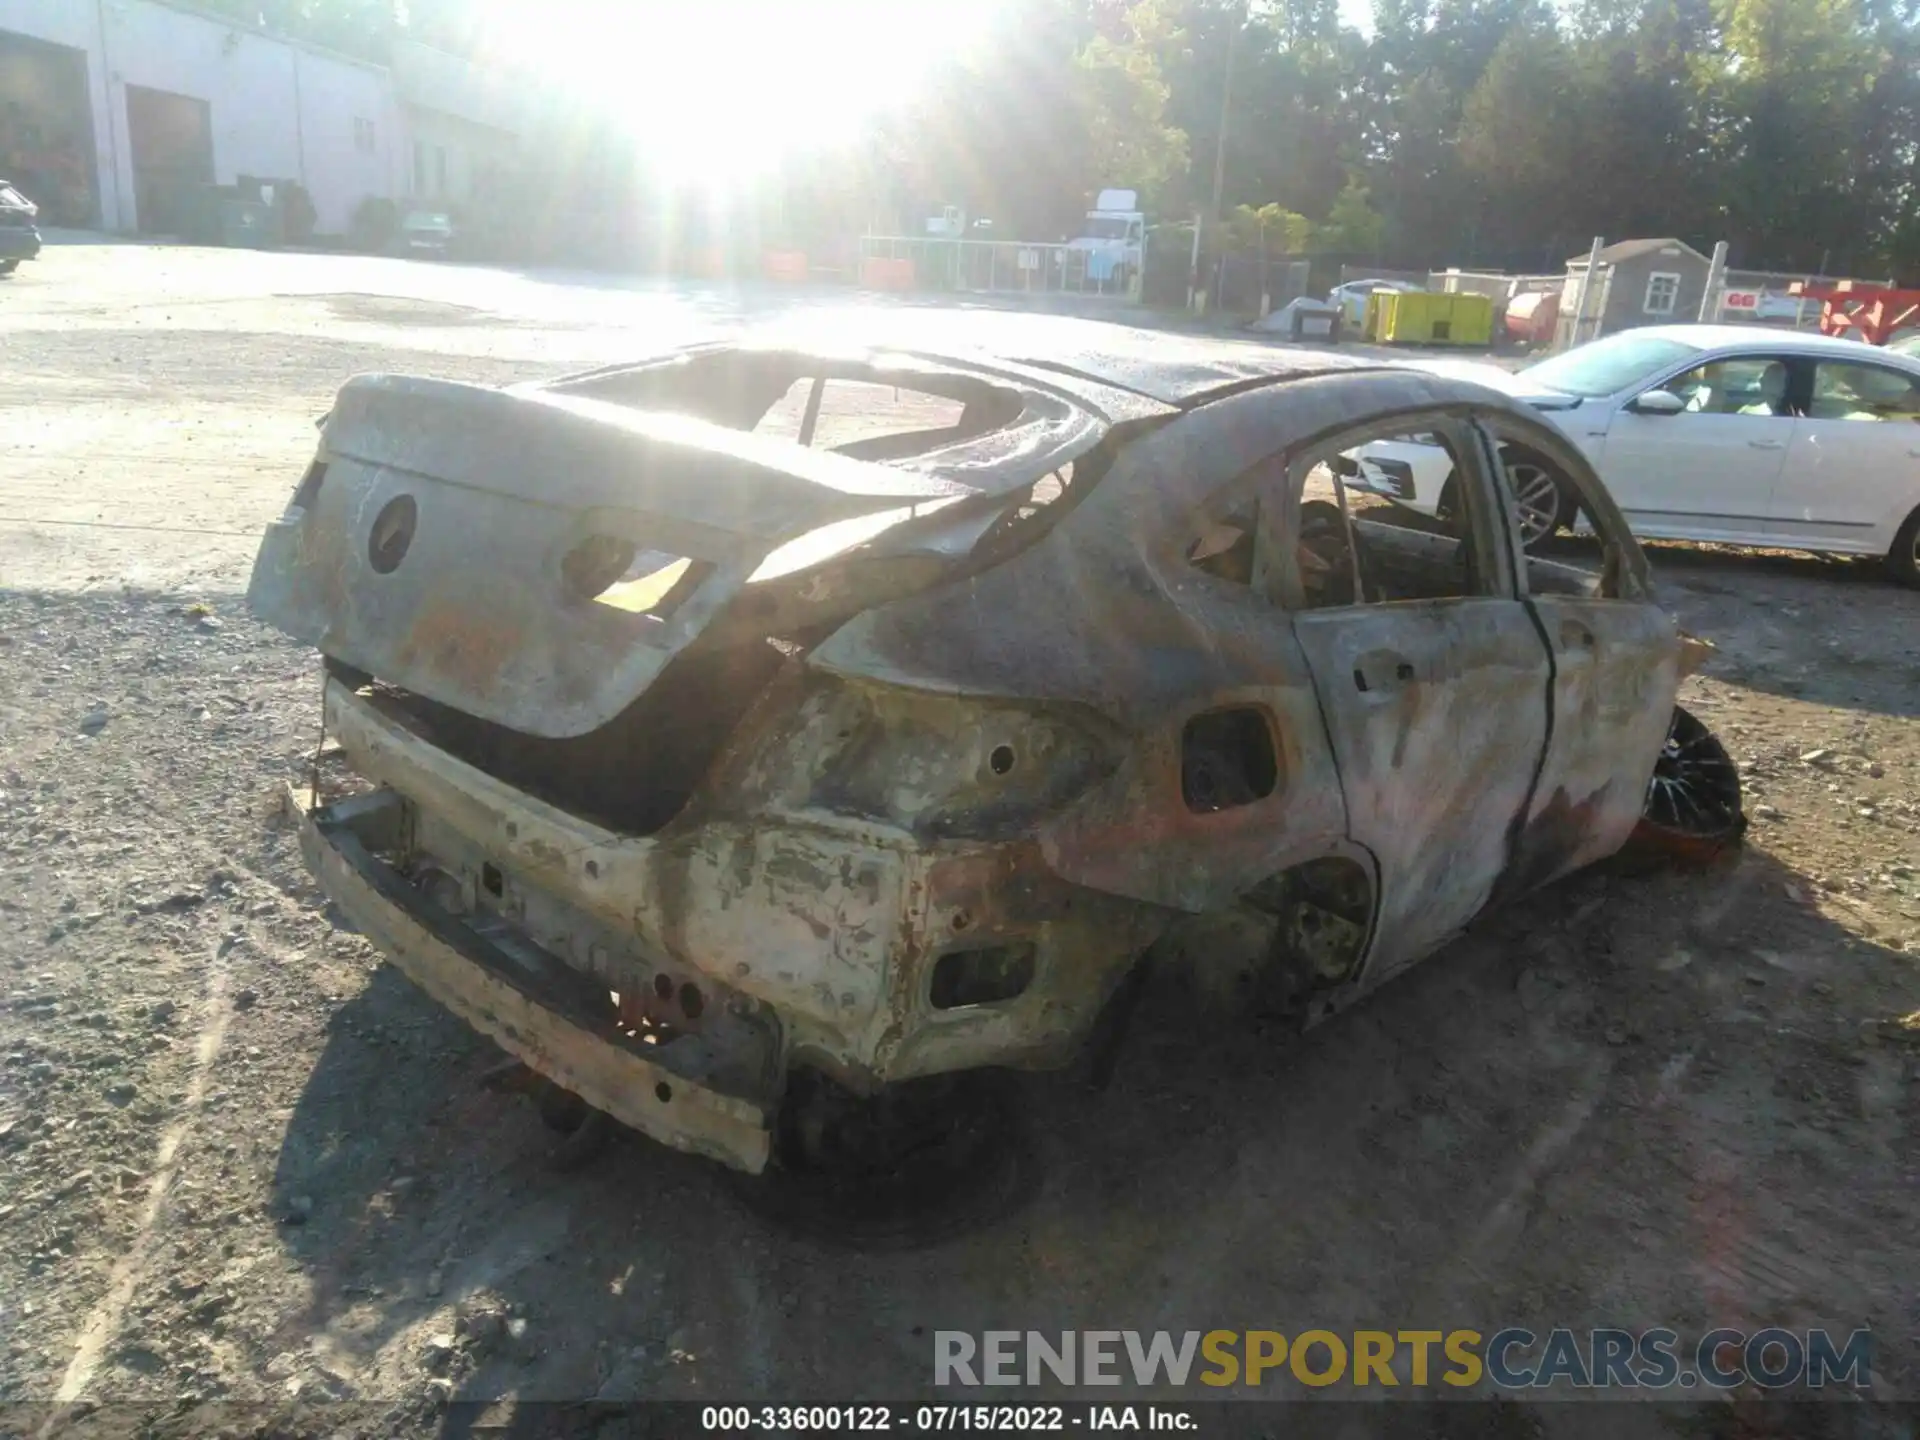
[
  {"x1": 1891, "y1": 506, "x2": 1920, "y2": 589},
  {"x1": 1507, "y1": 461, "x2": 1564, "y2": 549}
]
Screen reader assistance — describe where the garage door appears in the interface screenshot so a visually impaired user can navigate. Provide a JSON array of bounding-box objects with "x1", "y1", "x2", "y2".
[
  {"x1": 126, "y1": 84, "x2": 212, "y2": 235},
  {"x1": 0, "y1": 29, "x2": 100, "y2": 227}
]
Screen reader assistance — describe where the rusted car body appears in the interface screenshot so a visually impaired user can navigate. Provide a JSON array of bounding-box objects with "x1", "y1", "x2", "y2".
[{"x1": 249, "y1": 326, "x2": 1733, "y2": 1176}]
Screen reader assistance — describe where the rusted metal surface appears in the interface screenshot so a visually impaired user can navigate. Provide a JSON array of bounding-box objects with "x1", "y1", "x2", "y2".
[
  {"x1": 250, "y1": 327, "x2": 1726, "y2": 1176},
  {"x1": 290, "y1": 782, "x2": 774, "y2": 1173}
]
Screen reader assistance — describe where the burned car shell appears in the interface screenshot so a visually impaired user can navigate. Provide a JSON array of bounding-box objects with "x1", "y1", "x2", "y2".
[{"x1": 251, "y1": 331, "x2": 1685, "y2": 1175}]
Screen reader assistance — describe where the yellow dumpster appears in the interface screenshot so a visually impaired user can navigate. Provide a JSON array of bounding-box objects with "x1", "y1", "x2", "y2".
[
  {"x1": 1374, "y1": 291, "x2": 1495, "y2": 346},
  {"x1": 1361, "y1": 289, "x2": 1390, "y2": 341}
]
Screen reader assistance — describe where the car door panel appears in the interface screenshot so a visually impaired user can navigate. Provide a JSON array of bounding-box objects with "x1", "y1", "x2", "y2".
[
  {"x1": 1772, "y1": 360, "x2": 1920, "y2": 550},
  {"x1": 1509, "y1": 596, "x2": 1679, "y2": 890},
  {"x1": 1599, "y1": 411, "x2": 1793, "y2": 541},
  {"x1": 1770, "y1": 421, "x2": 1908, "y2": 550},
  {"x1": 1597, "y1": 354, "x2": 1803, "y2": 542},
  {"x1": 1476, "y1": 414, "x2": 1683, "y2": 894},
  {"x1": 1292, "y1": 598, "x2": 1550, "y2": 984}
]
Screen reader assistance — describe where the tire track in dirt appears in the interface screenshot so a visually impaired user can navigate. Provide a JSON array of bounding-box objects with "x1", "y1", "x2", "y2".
[{"x1": 47, "y1": 941, "x2": 234, "y2": 1411}]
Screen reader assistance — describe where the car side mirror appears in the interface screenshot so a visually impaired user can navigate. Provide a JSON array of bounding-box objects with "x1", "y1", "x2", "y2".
[{"x1": 1628, "y1": 389, "x2": 1686, "y2": 416}]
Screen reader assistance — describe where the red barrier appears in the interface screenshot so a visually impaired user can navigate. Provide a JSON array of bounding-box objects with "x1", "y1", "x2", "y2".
[
  {"x1": 762, "y1": 249, "x2": 809, "y2": 283},
  {"x1": 1789, "y1": 280, "x2": 1920, "y2": 346},
  {"x1": 688, "y1": 246, "x2": 728, "y2": 280},
  {"x1": 858, "y1": 256, "x2": 917, "y2": 291}
]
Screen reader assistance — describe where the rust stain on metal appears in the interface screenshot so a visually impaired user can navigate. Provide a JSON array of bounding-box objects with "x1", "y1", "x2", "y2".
[{"x1": 395, "y1": 590, "x2": 524, "y2": 695}]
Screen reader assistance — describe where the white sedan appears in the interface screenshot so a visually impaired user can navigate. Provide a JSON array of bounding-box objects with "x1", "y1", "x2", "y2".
[
  {"x1": 1328, "y1": 278, "x2": 1421, "y2": 330},
  {"x1": 1346, "y1": 325, "x2": 1920, "y2": 586}
]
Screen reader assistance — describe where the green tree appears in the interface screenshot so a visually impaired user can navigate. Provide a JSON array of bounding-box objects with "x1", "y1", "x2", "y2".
[
  {"x1": 1313, "y1": 177, "x2": 1385, "y2": 254},
  {"x1": 1456, "y1": 27, "x2": 1579, "y2": 252},
  {"x1": 1072, "y1": 1, "x2": 1194, "y2": 210},
  {"x1": 199, "y1": 0, "x2": 1920, "y2": 278},
  {"x1": 1227, "y1": 201, "x2": 1313, "y2": 250},
  {"x1": 1699, "y1": 0, "x2": 1900, "y2": 268}
]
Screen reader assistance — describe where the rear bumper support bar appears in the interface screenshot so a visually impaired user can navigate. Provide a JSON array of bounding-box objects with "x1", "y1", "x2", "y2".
[{"x1": 292, "y1": 784, "x2": 773, "y2": 1174}]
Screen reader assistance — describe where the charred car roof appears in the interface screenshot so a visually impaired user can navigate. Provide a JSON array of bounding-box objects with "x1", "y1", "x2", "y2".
[
  {"x1": 981, "y1": 327, "x2": 1388, "y2": 407},
  {"x1": 547, "y1": 323, "x2": 1391, "y2": 416},
  {"x1": 521, "y1": 325, "x2": 1398, "y2": 498},
  {"x1": 250, "y1": 327, "x2": 1485, "y2": 740}
]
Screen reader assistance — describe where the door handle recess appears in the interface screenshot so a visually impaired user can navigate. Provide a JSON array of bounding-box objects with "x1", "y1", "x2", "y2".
[
  {"x1": 1748, "y1": 439, "x2": 1786, "y2": 450},
  {"x1": 1560, "y1": 620, "x2": 1596, "y2": 650},
  {"x1": 1352, "y1": 653, "x2": 1423, "y2": 692}
]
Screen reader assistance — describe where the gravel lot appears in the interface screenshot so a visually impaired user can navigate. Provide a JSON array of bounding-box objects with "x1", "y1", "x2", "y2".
[{"x1": 3, "y1": 242, "x2": 1917, "y2": 1436}]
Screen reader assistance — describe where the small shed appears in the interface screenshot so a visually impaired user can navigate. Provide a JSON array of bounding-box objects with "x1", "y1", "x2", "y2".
[{"x1": 1559, "y1": 238, "x2": 1711, "y2": 344}]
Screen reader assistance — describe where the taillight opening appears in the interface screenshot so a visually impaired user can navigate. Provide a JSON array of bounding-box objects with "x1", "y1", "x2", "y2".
[{"x1": 289, "y1": 459, "x2": 328, "y2": 511}]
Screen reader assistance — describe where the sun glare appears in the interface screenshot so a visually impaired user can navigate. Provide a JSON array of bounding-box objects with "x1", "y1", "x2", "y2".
[{"x1": 473, "y1": 0, "x2": 999, "y2": 185}]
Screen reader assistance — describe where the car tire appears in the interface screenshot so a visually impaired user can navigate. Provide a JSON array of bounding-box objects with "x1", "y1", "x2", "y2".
[
  {"x1": 1298, "y1": 498, "x2": 1345, "y2": 531},
  {"x1": 1889, "y1": 505, "x2": 1920, "y2": 589},
  {"x1": 1623, "y1": 705, "x2": 1746, "y2": 867},
  {"x1": 0, "y1": 260, "x2": 18, "y2": 278},
  {"x1": 727, "y1": 1069, "x2": 1040, "y2": 1248},
  {"x1": 1502, "y1": 449, "x2": 1573, "y2": 551},
  {"x1": 1437, "y1": 463, "x2": 1573, "y2": 551}
]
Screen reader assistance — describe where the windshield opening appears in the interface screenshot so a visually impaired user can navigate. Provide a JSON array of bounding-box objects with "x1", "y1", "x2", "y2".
[
  {"x1": 1520, "y1": 334, "x2": 1702, "y2": 398},
  {"x1": 1082, "y1": 217, "x2": 1135, "y2": 240}
]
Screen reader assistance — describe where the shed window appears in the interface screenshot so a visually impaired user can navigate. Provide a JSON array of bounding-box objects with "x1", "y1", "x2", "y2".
[{"x1": 1644, "y1": 272, "x2": 1681, "y2": 316}]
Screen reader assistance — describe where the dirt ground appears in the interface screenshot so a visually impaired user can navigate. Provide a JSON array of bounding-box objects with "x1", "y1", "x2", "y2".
[{"x1": 2, "y1": 243, "x2": 1918, "y2": 1436}]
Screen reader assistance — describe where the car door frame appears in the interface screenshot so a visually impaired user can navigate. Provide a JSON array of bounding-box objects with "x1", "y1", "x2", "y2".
[
  {"x1": 1280, "y1": 406, "x2": 1558, "y2": 988},
  {"x1": 1469, "y1": 406, "x2": 1681, "y2": 898},
  {"x1": 1593, "y1": 346, "x2": 1804, "y2": 545}
]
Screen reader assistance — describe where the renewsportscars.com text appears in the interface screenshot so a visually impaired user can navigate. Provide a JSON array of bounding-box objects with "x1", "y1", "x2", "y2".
[{"x1": 934, "y1": 1328, "x2": 1872, "y2": 1391}]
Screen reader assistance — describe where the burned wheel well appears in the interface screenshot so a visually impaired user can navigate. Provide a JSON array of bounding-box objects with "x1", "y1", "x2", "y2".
[{"x1": 1145, "y1": 856, "x2": 1377, "y2": 1028}]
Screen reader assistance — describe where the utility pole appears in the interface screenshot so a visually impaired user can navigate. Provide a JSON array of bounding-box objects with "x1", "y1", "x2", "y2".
[
  {"x1": 1697, "y1": 240, "x2": 1729, "y2": 322},
  {"x1": 1201, "y1": 1, "x2": 1252, "y2": 315},
  {"x1": 1568, "y1": 235, "x2": 1604, "y2": 348},
  {"x1": 1208, "y1": 0, "x2": 1252, "y2": 224},
  {"x1": 291, "y1": 48, "x2": 309, "y2": 188},
  {"x1": 1187, "y1": 208, "x2": 1203, "y2": 312},
  {"x1": 95, "y1": 0, "x2": 127, "y2": 230}
]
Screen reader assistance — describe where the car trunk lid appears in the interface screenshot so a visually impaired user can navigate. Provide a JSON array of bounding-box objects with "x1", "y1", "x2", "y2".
[{"x1": 247, "y1": 373, "x2": 978, "y2": 739}]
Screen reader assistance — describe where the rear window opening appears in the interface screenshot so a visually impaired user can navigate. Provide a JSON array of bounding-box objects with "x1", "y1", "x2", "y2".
[
  {"x1": 756, "y1": 377, "x2": 967, "y2": 452},
  {"x1": 542, "y1": 351, "x2": 1024, "y2": 465},
  {"x1": 960, "y1": 462, "x2": 1078, "y2": 572}
]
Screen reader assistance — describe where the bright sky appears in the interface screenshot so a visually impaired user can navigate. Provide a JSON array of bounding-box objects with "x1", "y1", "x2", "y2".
[
  {"x1": 469, "y1": 0, "x2": 1006, "y2": 184},
  {"x1": 469, "y1": 0, "x2": 1381, "y2": 185}
]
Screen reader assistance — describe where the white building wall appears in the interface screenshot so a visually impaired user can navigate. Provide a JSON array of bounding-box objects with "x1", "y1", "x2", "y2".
[
  {"x1": 404, "y1": 106, "x2": 519, "y2": 206},
  {"x1": 391, "y1": 41, "x2": 523, "y2": 209},
  {"x1": 0, "y1": 0, "x2": 123, "y2": 226},
  {"x1": 289, "y1": 50, "x2": 403, "y2": 234},
  {"x1": 0, "y1": 0, "x2": 404, "y2": 234}
]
